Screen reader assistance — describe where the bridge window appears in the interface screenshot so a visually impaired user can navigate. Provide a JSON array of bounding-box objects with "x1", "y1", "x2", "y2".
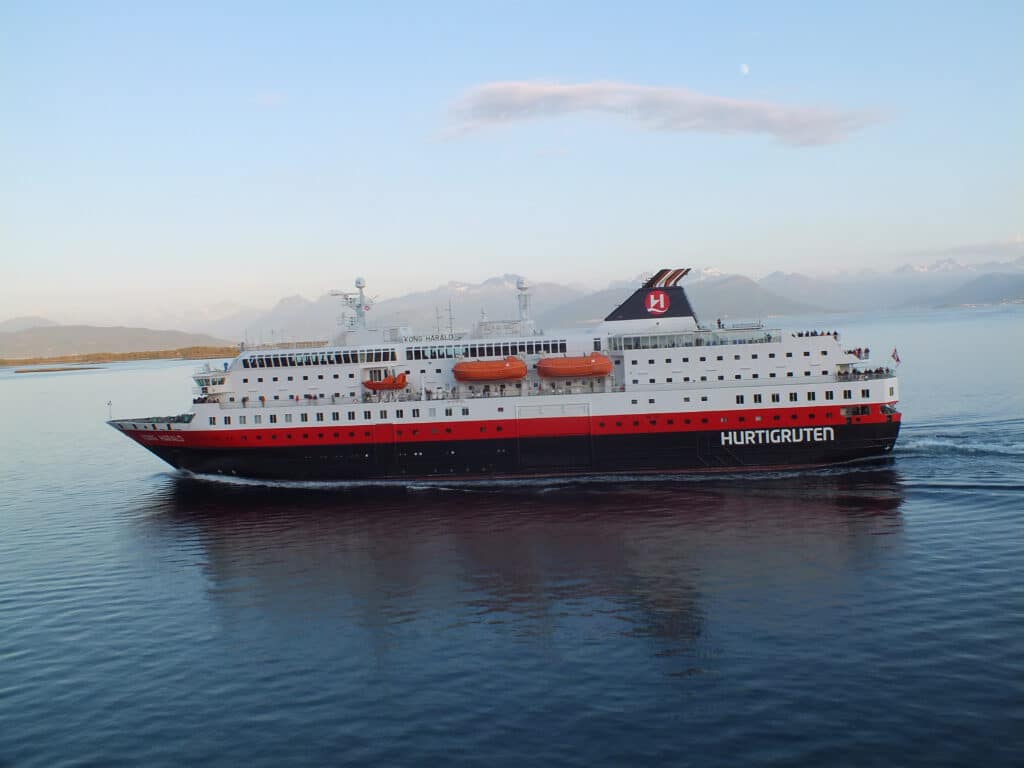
[
  {"x1": 771, "y1": 393, "x2": 780, "y2": 402},
  {"x1": 825, "y1": 391, "x2": 834, "y2": 400},
  {"x1": 208, "y1": 417, "x2": 216, "y2": 425},
  {"x1": 364, "y1": 411, "x2": 371, "y2": 420},
  {"x1": 331, "y1": 412, "x2": 339, "y2": 421},
  {"x1": 754, "y1": 394, "x2": 762, "y2": 403},
  {"x1": 270, "y1": 414, "x2": 277, "y2": 424},
  {"x1": 843, "y1": 390, "x2": 852, "y2": 399},
  {"x1": 301, "y1": 413, "x2": 309, "y2": 422},
  {"x1": 861, "y1": 389, "x2": 871, "y2": 398},
  {"x1": 736, "y1": 395, "x2": 745, "y2": 404},
  {"x1": 807, "y1": 392, "x2": 816, "y2": 401},
  {"x1": 789, "y1": 393, "x2": 798, "y2": 402},
  {"x1": 224, "y1": 416, "x2": 231, "y2": 425}
]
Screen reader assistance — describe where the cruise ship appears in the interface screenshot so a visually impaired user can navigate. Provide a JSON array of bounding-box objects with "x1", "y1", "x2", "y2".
[{"x1": 108, "y1": 269, "x2": 901, "y2": 481}]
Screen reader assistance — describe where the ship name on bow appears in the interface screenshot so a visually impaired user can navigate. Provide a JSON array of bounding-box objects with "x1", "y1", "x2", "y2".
[{"x1": 721, "y1": 427, "x2": 836, "y2": 446}]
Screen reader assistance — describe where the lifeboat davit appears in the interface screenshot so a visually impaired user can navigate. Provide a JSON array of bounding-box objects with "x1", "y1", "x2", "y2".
[
  {"x1": 453, "y1": 356, "x2": 528, "y2": 382},
  {"x1": 537, "y1": 352, "x2": 613, "y2": 378},
  {"x1": 363, "y1": 372, "x2": 408, "y2": 391}
]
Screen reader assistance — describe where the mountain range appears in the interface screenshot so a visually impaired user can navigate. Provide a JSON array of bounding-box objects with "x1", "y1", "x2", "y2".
[
  {"x1": 0, "y1": 326, "x2": 229, "y2": 360},
  {"x1": 210, "y1": 252, "x2": 1024, "y2": 341},
  {"x1": 3, "y1": 250, "x2": 1022, "y2": 359}
]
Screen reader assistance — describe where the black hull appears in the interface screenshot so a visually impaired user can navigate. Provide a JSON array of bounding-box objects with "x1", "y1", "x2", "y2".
[{"x1": 143, "y1": 422, "x2": 901, "y2": 482}]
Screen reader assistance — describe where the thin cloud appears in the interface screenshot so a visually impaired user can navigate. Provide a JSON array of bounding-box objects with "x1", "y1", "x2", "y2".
[{"x1": 451, "y1": 80, "x2": 878, "y2": 146}]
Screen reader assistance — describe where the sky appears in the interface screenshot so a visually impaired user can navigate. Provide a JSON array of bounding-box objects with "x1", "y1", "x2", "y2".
[{"x1": 1, "y1": 0, "x2": 1022, "y2": 326}]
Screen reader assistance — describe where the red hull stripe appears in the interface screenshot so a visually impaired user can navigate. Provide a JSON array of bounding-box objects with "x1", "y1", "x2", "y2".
[{"x1": 125, "y1": 406, "x2": 899, "y2": 451}]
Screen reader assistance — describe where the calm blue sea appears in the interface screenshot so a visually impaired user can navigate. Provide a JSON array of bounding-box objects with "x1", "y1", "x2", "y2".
[{"x1": 1, "y1": 306, "x2": 1022, "y2": 767}]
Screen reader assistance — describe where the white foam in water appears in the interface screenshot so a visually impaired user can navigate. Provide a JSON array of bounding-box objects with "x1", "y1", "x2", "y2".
[{"x1": 897, "y1": 435, "x2": 1024, "y2": 457}]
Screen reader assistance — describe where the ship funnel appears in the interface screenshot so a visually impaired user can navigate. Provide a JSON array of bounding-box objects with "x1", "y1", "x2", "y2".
[{"x1": 604, "y1": 268, "x2": 698, "y2": 322}]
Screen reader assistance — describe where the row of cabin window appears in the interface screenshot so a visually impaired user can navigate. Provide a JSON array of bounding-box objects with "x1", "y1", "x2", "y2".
[
  {"x1": 243, "y1": 373, "x2": 356, "y2": 384},
  {"x1": 736, "y1": 388, "x2": 871, "y2": 405},
  {"x1": 630, "y1": 350, "x2": 824, "y2": 365},
  {"x1": 610, "y1": 333, "x2": 777, "y2": 351},
  {"x1": 242, "y1": 349, "x2": 397, "y2": 368},
  {"x1": 633, "y1": 370, "x2": 827, "y2": 384},
  {"x1": 240, "y1": 367, "x2": 447, "y2": 385},
  {"x1": 598, "y1": 410, "x2": 867, "y2": 428},
  {"x1": 209, "y1": 406, "x2": 473, "y2": 426},
  {"x1": 405, "y1": 340, "x2": 567, "y2": 361}
]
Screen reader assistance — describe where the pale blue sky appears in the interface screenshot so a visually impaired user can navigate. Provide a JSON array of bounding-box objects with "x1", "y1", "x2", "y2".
[{"x1": 2, "y1": 1, "x2": 1021, "y2": 325}]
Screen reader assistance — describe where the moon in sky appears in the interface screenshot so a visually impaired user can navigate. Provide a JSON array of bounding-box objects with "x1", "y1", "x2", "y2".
[{"x1": 741, "y1": 63, "x2": 750, "y2": 76}]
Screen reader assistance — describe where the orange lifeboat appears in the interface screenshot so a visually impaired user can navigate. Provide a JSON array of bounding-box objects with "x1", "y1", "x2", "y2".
[
  {"x1": 363, "y1": 372, "x2": 408, "y2": 391},
  {"x1": 537, "y1": 352, "x2": 613, "y2": 378},
  {"x1": 453, "y1": 356, "x2": 528, "y2": 382}
]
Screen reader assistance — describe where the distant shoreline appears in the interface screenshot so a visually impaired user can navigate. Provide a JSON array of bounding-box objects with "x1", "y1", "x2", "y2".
[
  {"x1": 0, "y1": 345, "x2": 239, "y2": 368},
  {"x1": 15, "y1": 365, "x2": 106, "y2": 374}
]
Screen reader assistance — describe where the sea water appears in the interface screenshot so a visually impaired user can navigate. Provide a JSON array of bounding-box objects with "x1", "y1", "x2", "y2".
[{"x1": 1, "y1": 305, "x2": 1021, "y2": 766}]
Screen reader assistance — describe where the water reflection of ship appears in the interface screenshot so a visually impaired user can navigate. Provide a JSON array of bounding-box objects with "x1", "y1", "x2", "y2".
[{"x1": 138, "y1": 469, "x2": 905, "y2": 653}]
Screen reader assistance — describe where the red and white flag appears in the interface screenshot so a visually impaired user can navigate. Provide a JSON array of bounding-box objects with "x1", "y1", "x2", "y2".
[{"x1": 891, "y1": 348, "x2": 901, "y2": 366}]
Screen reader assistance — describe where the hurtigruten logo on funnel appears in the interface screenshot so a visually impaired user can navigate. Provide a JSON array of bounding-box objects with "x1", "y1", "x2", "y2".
[{"x1": 645, "y1": 290, "x2": 670, "y2": 315}]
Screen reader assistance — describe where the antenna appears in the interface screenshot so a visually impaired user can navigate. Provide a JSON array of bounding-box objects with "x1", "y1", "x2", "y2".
[
  {"x1": 446, "y1": 299, "x2": 454, "y2": 336},
  {"x1": 516, "y1": 277, "x2": 533, "y2": 334},
  {"x1": 330, "y1": 277, "x2": 373, "y2": 331}
]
